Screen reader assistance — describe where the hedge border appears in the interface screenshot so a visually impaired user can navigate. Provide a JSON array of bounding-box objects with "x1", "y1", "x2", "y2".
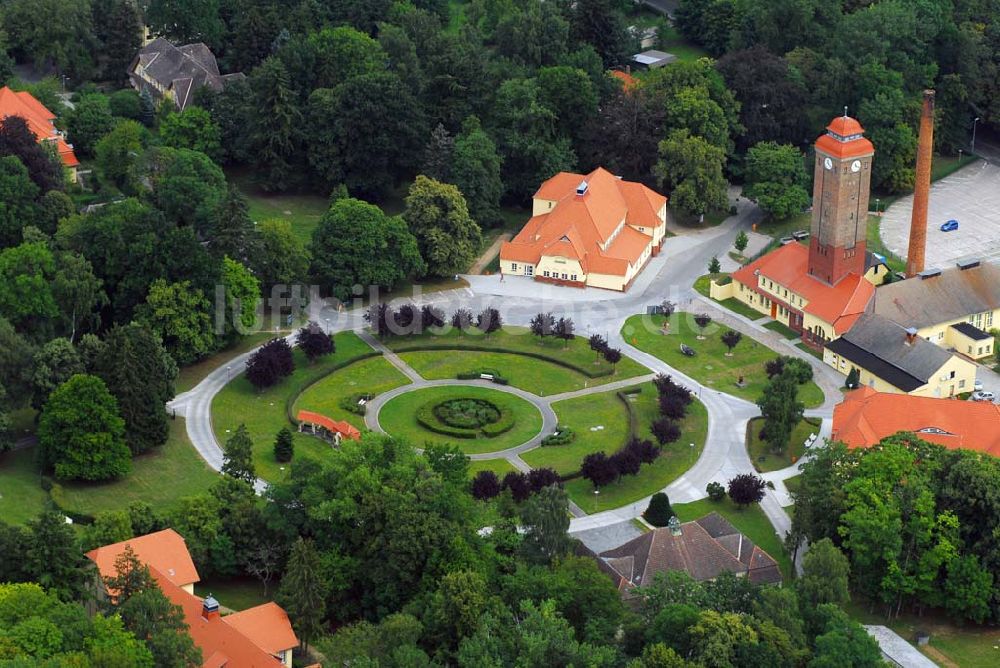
[
  {"x1": 284, "y1": 351, "x2": 384, "y2": 427},
  {"x1": 414, "y1": 397, "x2": 516, "y2": 439},
  {"x1": 390, "y1": 344, "x2": 615, "y2": 379}
]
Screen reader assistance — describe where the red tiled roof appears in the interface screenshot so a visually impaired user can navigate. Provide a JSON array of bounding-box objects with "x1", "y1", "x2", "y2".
[
  {"x1": 732, "y1": 243, "x2": 874, "y2": 334},
  {"x1": 832, "y1": 388, "x2": 1000, "y2": 457},
  {"x1": 296, "y1": 410, "x2": 361, "y2": 440},
  {"x1": 610, "y1": 70, "x2": 638, "y2": 90},
  {"x1": 88, "y1": 532, "x2": 299, "y2": 668},
  {"x1": 827, "y1": 116, "x2": 865, "y2": 137},
  {"x1": 0, "y1": 86, "x2": 78, "y2": 169},
  {"x1": 500, "y1": 167, "x2": 666, "y2": 278},
  {"x1": 86, "y1": 528, "x2": 200, "y2": 589},
  {"x1": 815, "y1": 115, "x2": 874, "y2": 159}
]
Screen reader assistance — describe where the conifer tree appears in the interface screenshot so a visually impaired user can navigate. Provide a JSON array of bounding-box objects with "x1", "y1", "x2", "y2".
[
  {"x1": 278, "y1": 538, "x2": 330, "y2": 652},
  {"x1": 222, "y1": 424, "x2": 256, "y2": 485},
  {"x1": 273, "y1": 427, "x2": 294, "y2": 463}
]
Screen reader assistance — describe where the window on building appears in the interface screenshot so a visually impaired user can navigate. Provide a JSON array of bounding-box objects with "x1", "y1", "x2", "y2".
[
  {"x1": 938, "y1": 331, "x2": 943, "y2": 340},
  {"x1": 987, "y1": 312, "x2": 994, "y2": 327},
  {"x1": 525, "y1": 265, "x2": 533, "y2": 276},
  {"x1": 570, "y1": 274, "x2": 577, "y2": 281},
  {"x1": 959, "y1": 379, "x2": 966, "y2": 389},
  {"x1": 543, "y1": 271, "x2": 550, "y2": 277},
  {"x1": 949, "y1": 370, "x2": 956, "y2": 379},
  {"x1": 511, "y1": 263, "x2": 518, "y2": 272},
  {"x1": 561, "y1": 273, "x2": 568, "y2": 280},
  {"x1": 968, "y1": 346, "x2": 973, "y2": 353}
]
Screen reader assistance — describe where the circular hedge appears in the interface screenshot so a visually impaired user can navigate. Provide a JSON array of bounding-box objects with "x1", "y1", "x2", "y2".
[{"x1": 416, "y1": 397, "x2": 515, "y2": 439}]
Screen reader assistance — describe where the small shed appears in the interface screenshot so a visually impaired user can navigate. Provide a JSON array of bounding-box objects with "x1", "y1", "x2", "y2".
[{"x1": 631, "y1": 50, "x2": 677, "y2": 70}]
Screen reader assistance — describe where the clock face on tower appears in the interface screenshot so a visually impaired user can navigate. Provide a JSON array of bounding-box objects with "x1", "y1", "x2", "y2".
[
  {"x1": 824, "y1": 157, "x2": 833, "y2": 170},
  {"x1": 851, "y1": 160, "x2": 862, "y2": 173}
]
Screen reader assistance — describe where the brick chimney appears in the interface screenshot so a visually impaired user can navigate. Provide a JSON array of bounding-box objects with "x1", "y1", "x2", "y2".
[
  {"x1": 202, "y1": 594, "x2": 220, "y2": 621},
  {"x1": 906, "y1": 90, "x2": 935, "y2": 277},
  {"x1": 904, "y1": 326, "x2": 918, "y2": 345}
]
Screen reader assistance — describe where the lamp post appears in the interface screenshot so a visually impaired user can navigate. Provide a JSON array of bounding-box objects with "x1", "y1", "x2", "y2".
[
  {"x1": 972, "y1": 117, "x2": 980, "y2": 155},
  {"x1": 874, "y1": 198, "x2": 880, "y2": 217},
  {"x1": 226, "y1": 365, "x2": 231, "y2": 381}
]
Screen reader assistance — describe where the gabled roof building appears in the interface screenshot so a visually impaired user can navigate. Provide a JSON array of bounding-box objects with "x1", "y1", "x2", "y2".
[
  {"x1": 499, "y1": 167, "x2": 667, "y2": 291},
  {"x1": 597, "y1": 513, "x2": 782, "y2": 596},
  {"x1": 87, "y1": 530, "x2": 300, "y2": 668},
  {"x1": 129, "y1": 38, "x2": 244, "y2": 111},
  {"x1": 0, "y1": 85, "x2": 79, "y2": 181},
  {"x1": 832, "y1": 387, "x2": 1000, "y2": 457}
]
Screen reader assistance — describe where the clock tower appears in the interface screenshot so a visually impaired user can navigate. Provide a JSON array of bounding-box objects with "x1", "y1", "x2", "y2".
[{"x1": 808, "y1": 114, "x2": 875, "y2": 285}]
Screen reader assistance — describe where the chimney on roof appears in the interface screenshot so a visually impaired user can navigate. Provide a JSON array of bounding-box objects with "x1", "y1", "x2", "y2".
[
  {"x1": 905, "y1": 326, "x2": 918, "y2": 345},
  {"x1": 202, "y1": 594, "x2": 220, "y2": 621},
  {"x1": 956, "y1": 259, "x2": 980, "y2": 270},
  {"x1": 906, "y1": 90, "x2": 935, "y2": 277},
  {"x1": 667, "y1": 516, "x2": 682, "y2": 536}
]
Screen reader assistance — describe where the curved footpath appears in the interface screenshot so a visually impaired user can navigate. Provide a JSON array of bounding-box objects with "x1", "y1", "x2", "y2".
[{"x1": 170, "y1": 194, "x2": 836, "y2": 574}]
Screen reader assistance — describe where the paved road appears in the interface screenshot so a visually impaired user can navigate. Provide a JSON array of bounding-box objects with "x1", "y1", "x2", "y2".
[
  {"x1": 171, "y1": 192, "x2": 827, "y2": 572},
  {"x1": 880, "y1": 160, "x2": 1000, "y2": 267}
]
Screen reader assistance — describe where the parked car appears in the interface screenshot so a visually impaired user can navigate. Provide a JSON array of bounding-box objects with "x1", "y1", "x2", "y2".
[
  {"x1": 792, "y1": 230, "x2": 810, "y2": 240},
  {"x1": 970, "y1": 390, "x2": 995, "y2": 402},
  {"x1": 779, "y1": 236, "x2": 795, "y2": 245},
  {"x1": 974, "y1": 379, "x2": 983, "y2": 392},
  {"x1": 940, "y1": 219, "x2": 959, "y2": 232},
  {"x1": 680, "y1": 344, "x2": 696, "y2": 357}
]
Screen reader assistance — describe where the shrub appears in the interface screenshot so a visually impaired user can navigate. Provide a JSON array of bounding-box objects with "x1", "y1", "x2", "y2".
[
  {"x1": 296, "y1": 322, "x2": 335, "y2": 362},
  {"x1": 651, "y1": 417, "x2": 681, "y2": 445},
  {"x1": 471, "y1": 470, "x2": 501, "y2": 500},
  {"x1": 528, "y1": 468, "x2": 560, "y2": 492},
  {"x1": 415, "y1": 402, "x2": 477, "y2": 438},
  {"x1": 625, "y1": 438, "x2": 659, "y2": 464},
  {"x1": 727, "y1": 473, "x2": 766, "y2": 508},
  {"x1": 845, "y1": 367, "x2": 860, "y2": 389},
  {"x1": 245, "y1": 338, "x2": 295, "y2": 390},
  {"x1": 765, "y1": 356, "x2": 813, "y2": 384},
  {"x1": 481, "y1": 407, "x2": 515, "y2": 436},
  {"x1": 659, "y1": 394, "x2": 689, "y2": 420},
  {"x1": 541, "y1": 426, "x2": 575, "y2": 446},
  {"x1": 338, "y1": 393, "x2": 373, "y2": 416},
  {"x1": 707, "y1": 481, "x2": 726, "y2": 501},
  {"x1": 502, "y1": 471, "x2": 530, "y2": 502},
  {"x1": 643, "y1": 493, "x2": 674, "y2": 527},
  {"x1": 581, "y1": 452, "x2": 617, "y2": 488},
  {"x1": 610, "y1": 448, "x2": 641, "y2": 477}
]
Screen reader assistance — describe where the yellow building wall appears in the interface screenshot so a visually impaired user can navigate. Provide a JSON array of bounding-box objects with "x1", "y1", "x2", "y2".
[
  {"x1": 823, "y1": 349, "x2": 976, "y2": 397},
  {"x1": 499, "y1": 259, "x2": 536, "y2": 276},
  {"x1": 532, "y1": 198, "x2": 557, "y2": 216},
  {"x1": 536, "y1": 256, "x2": 584, "y2": 281},
  {"x1": 915, "y1": 310, "x2": 999, "y2": 360},
  {"x1": 864, "y1": 263, "x2": 887, "y2": 285},
  {"x1": 587, "y1": 272, "x2": 628, "y2": 291},
  {"x1": 710, "y1": 279, "x2": 735, "y2": 300},
  {"x1": 801, "y1": 313, "x2": 835, "y2": 343},
  {"x1": 729, "y1": 279, "x2": 771, "y2": 317}
]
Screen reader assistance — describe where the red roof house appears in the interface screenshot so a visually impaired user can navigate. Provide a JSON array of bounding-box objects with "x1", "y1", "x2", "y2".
[
  {"x1": 499, "y1": 167, "x2": 667, "y2": 291},
  {"x1": 832, "y1": 387, "x2": 1000, "y2": 457},
  {"x1": 296, "y1": 409, "x2": 361, "y2": 442},
  {"x1": 0, "y1": 86, "x2": 79, "y2": 179},
  {"x1": 87, "y1": 531, "x2": 302, "y2": 668}
]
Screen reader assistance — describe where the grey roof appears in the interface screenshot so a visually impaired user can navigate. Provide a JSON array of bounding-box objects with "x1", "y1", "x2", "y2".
[
  {"x1": 632, "y1": 50, "x2": 677, "y2": 67},
  {"x1": 872, "y1": 261, "x2": 1000, "y2": 329},
  {"x1": 827, "y1": 313, "x2": 954, "y2": 392},
  {"x1": 129, "y1": 38, "x2": 245, "y2": 110},
  {"x1": 950, "y1": 321, "x2": 991, "y2": 341}
]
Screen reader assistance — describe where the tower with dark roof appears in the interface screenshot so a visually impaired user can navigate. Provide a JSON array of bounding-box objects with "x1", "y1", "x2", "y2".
[{"x1": 808, "y1": 114, "x2": 875, "y2": 286}]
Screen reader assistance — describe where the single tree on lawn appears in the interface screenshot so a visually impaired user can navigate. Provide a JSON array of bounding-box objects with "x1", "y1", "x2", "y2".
[
  {"x1": 721, "y1": 330, "x2": 742, "y2": 356},
  {"x1": 502, "y1": 471, "x2": 530, "y2": 502},
  {"x1": 603, "y1": 347, "x2": 622, "y2": 372},
  {"x1": 589, "y1": 333, "x2": 608, "y2": 362},
  {"x1": 471, "y1": 470, "x2": 502, "y2": 500},
  {"x1": 530, "y1": 312, "x2": 555, "y2": 340},
  {"x1": 660, "y1": 300, "x2": 676, "y2": 318},
  {"x1": 651, "y1": 417, "x2": 682, "y2": 445},
  {"x1": 693, "y1": 313, "x2": 712, "y2": 339},
  {"x1": 706, "y1": 481, "x2": 726, "y2": 501},
  {"x1": 611, "y1": 447, "x2": 641, "y2": 477},
  {"x1": 296, "y1": 321, "x2": 334, "y2": 363},
  {"x1": 273, "y1": 427, "x2": 294, "y2": 463},
  {"x1": 452, "y1": 307, "x2": 473, "y2": 335},
  {"x1": 278, "y1": 538, "x2": 330, "y2": 653},
  {"x1": 222, "y1": 424, "x2": 256, "y2": 485},
  {"x1": 245, "y1": 337, "x2": 295, "y2": 390},
  {"x1": 708, "y1": 256, "x2": 721, "y2": 274},
  {"x1": 555, "y1": 317, "x2": 575, "y2": 348},
  {"x1": 727, "y1": 473, "x2": 766, "y2": 508},
  {"x1": 527, "y1": 467, "x2": 560, "y2": 492},
  {"x1": 581, "y1": 452, "x2": 618, "y2": 488},
  {"x1": 643, "y1": 492, "x2": 674, "y2": 527},
  {"x1": 845, "y1": 367, "x2": 860, "y2": 390},
  {"x1": 659, "y1": 393, "x2": 689, "y2": 420},
  {"x1": 734, "y1": 230, "x2": 749, "y2": 253},
  {"x1": 421, "y1": 304, "x2": 445, "y2": 329},
  {"x1": 38, "y1": 374, "x2": 131, "y2": 482},
  {"x1": 477, "y1": 307, "x2": 502, "y2": 338},
  {"x1": 625, "y1": 438, "x2": 660, "y2": 464},
  {"x1": 757, "y1": 370, "x2": 804, "y2": 454}
]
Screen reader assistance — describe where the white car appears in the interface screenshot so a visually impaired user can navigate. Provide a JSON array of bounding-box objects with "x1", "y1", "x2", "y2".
[
  {"x1": 970, "y1": 390, "x2": 995, "y2": 402},
  {"x1": 974, "y1": 379, "x2": 984, "y2": 392}
]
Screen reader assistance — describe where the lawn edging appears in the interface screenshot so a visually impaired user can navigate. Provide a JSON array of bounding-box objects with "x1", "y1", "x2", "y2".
[
  {"x1": 284, "y1": 351, "x2": 384, "y2": 427},
  {"x1": 390, "y1": 343, "x2": 616, "y2": 379}
]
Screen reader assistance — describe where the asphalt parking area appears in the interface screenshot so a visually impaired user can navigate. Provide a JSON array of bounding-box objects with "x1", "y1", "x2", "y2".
[{"x1": 880, "y1": 161, "x2": 1000, "y2": 268}]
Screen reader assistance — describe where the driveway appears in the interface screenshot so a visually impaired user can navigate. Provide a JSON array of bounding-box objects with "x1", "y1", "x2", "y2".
[{"x1": 880, "y1": 160, "x2": 1000, "y2": 267}]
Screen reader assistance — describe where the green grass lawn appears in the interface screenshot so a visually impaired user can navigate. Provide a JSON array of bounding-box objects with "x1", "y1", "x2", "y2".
[
  {"x1": 622, "y1": 313, "x2": 824, "y2": 408},
  {"x1": 763, "y1": 320, "x2": 799, "y2": 340},
  {"x1": 0, "y1": 448, "x2": 52, "y2": 524},
  {"x1": 196, "y1": 576, "x2": 269, "y2": 612},
  {"x1": 782, "y1": 474, "x2": 801, "y2": 498},
  {"x1": 565, "y1": 385, "x2": 709, "y2": 513},
  {"x1": 211, "y1": 332, "x2": 376, "y2": 481},
  {"x1": 379, "y1": 385, "x2": 543, "y2": 455},
  {"x1": 521, "y1": 392, "x2": 630, "y2": 475},
  {"x1": 655, "y1": 24, "x2": 710, "y2": 62},
  {"x1": 694, "y1": 273, "x2": 727, "y2": 298},
  {"x1": 746, "y1": 417, "x2": 821, "y2": 473},
  {"x1": 227, "y1": 169, "x2": 328, "y2": 246},
  {"x1": 398, "y1": 350, "x2": 631, "y2": 396},
  {"x1": 717, "y1": 297, "x2": 766, "y2": 321},
  {"x1": 467, "y1": 458, "x2": 517, "y2": 478},
  {"x1": 384, "y1": 327, "x2": 648, "y2": 381},
  {"x1": 845, "y1": 598, "x2": 1000, "y2": 668},
  {"x1": 0, "y1": 419, "x2": 220, "y2": 525},
  {"x1": 294, "y1": 357, "x2": 410, "y2": 430},
  {"x1": 672, "y1": 497, "x2": 793, "y2": 579}
]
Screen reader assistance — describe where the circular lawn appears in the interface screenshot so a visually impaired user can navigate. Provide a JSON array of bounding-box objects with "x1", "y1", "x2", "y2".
[{"x1": 379, "y1": 386, "x2": 543, "y2": 455}]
